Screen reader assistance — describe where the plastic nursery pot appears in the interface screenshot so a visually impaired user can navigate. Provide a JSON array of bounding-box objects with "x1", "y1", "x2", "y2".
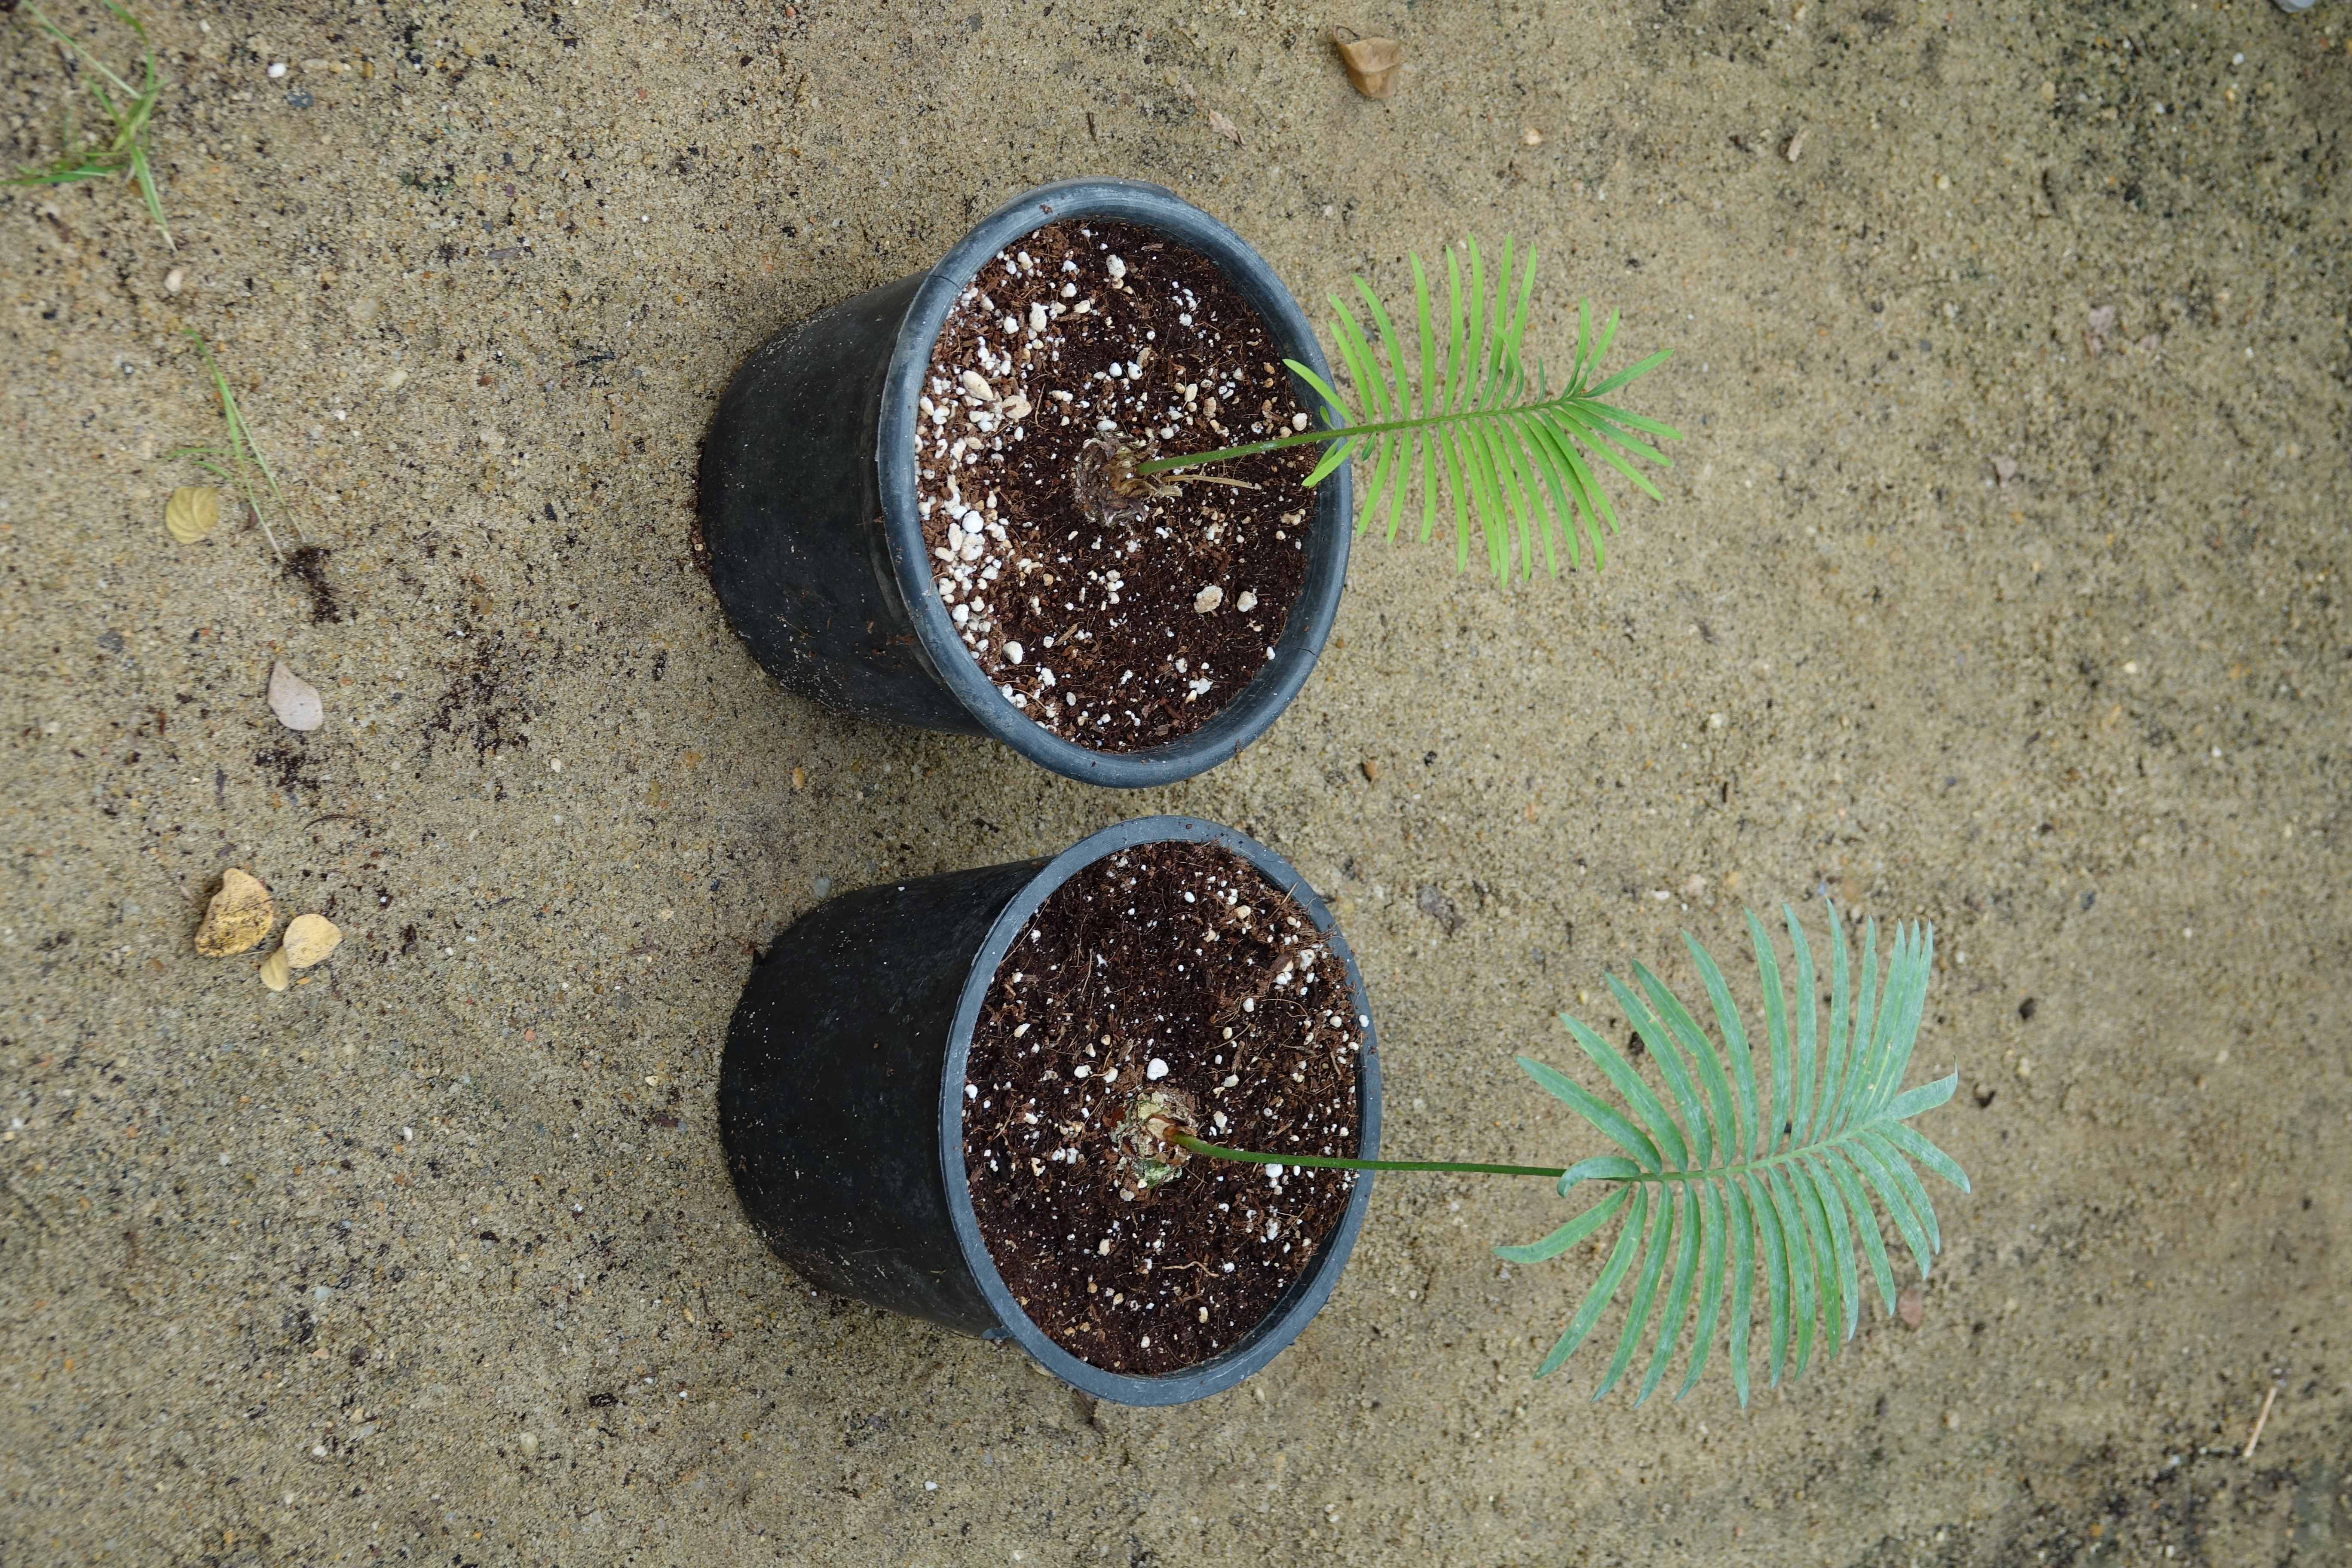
[
  {"x1": 698, "y1": 178, "x2": 1353, "y2": 789},
  {"x1": 717, "y1": 815, "x2": 1382, "y2": 1407}
]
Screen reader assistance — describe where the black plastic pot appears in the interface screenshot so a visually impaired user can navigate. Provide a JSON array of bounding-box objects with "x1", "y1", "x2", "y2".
[
  {"x1": 698, "y1": 178, "x2": 1352, "y2": 790},
  {"x1": 717, "y1": 816, "x2": 1381, "y2": 1407}
]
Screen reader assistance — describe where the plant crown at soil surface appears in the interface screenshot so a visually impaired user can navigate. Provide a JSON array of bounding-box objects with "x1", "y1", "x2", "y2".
[
  {"x1": 961, "y1": 839, "x2": 1365, "y2": 1376},
  {"x1": 916, "y1": 220, "x2": 1317, "y2": 751},
  {"x1": 1167, "y1": 902, "x2": 1969, "y2": 1403},
  {"x1": 1137, "y1": 238, "x2": 1681, "y2": 582}
]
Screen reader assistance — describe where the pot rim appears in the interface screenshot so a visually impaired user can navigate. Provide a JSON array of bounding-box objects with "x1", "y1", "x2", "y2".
[
  {"x1": 936, "y1": 815, "x2": 1382, "y2": 1406},
  {"x1": 877, "y1": 178, "x2": 1353, "y2": 789}
]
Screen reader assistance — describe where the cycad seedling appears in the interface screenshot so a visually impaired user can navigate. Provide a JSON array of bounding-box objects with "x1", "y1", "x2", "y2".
[
  {"x1": 1136, "y1": 901, "x2": 1969, "y2": 1401},
  {"x1": 1111, "y1": 239, "x2": 1680, "y2": 582},
  {"x1": 9, "y1": 2, "x2": 174, "y2": 249}
]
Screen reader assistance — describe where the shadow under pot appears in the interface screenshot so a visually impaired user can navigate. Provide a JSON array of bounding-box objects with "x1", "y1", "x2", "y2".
[
  {"x1": 718, "y1": 816, "x2": 1381, "y2": 1406},
  {"x1": 698, "y1": 178, "x2": 1352, "y2": 789}
]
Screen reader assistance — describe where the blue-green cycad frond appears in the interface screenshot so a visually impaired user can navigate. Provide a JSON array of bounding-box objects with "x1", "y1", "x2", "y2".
[
  {"x1": 1287, "y1": 237, "x2": 1680, "y2": 582},
  {"x1": 1500, "y1": 902, "x2": 1969, "y2": 1404}
]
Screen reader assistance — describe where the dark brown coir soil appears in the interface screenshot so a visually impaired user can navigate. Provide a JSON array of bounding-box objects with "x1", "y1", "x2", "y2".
[
  {"x1": 915, "y1": 220, "x2": 1317, "y2": 751},
  {"x1": 961, "y1": 840, "x2": 1365, "y2": 1375}
]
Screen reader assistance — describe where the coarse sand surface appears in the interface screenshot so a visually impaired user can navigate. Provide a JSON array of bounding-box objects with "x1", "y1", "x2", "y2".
[{"x1": 2, "y1": 2, "x2": 2346, "y2": 1563}]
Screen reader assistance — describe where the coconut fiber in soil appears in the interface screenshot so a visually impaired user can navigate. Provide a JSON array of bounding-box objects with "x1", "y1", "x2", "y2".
[
  {"x1": 961, "y1": 839, "x2": 1364, "y2": 1376},
  {"x1": 916, "y1": 219, "x2": 1316, "y2": 751}
]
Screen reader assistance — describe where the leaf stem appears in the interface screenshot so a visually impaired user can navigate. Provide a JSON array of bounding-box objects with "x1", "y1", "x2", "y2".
[
  {"x1": 1170, "y1": 1131, "x2": 1563, "y2": 1180},
  {"x1": 1173, "y1": 1124, "x2": 1895, "y2": 1186},
  {"x1": 1131, "y1": 386, "x2": 1594, "y2": 479}
]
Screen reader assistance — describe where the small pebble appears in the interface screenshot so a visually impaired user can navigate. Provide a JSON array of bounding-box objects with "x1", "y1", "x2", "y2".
[
  {"x1": 518, "y1": 1432, "x2": 538, "y2": 1458},
  {"x1": 1522, "y1": 126, "x2": 1544, "y2": 146},
  {"x1": 1146, "y1": 1058, "x2": 1169, "y2": 1081},
  {"x1": 1897, "y1": 1283, "x2": 1925, "y2": 1329},
  {"x1": 960, "y1": 370, "x2": 995, "y2": 402},
  {"x1": 280, "y1": 913, "x2": 342, "y2": 968},
  {"x1": 194, "y1": 868, "x2": 274, "y2": 956},
  {"x1": 1193, "y1": 584, "x2": 1223, "y2": 613},
  {"x1": 163, "y1": 266, "x2": 185, "y2": 294},
  {"x1": 266, "y1": 61, "x2": 288, "y2": 78},
  {"x1": 1002, "y1": 640, "x2": 1024, "y2": 665},
  {"x1": 258, "y1": 947, "x2": 292, "y2": 991},
  {"x1": 1785, "y1": 127, "x2": 1809, "y2": 163},
  {"x1": 1106, "y1": 254, "x2": 1127, "y2": 281},
  {"x1": 1234, "y1": 590, "x2": 1257, "y2": 613},
  {"x1": 267, "y1": 662, "x2": 324, "y2": 732}
]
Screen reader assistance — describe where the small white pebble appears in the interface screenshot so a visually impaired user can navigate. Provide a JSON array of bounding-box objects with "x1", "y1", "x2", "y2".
[
  {"x1": 1291, "y1": 412, "x2": 1309, "y2": 432},
  {"x1": 1106, "y1": 254, "x2": 1127, "y2": 280},
  {"x1": 1146, "y1": 1058, "x2": 1169, "y2": 1081},
  {"x1": 1234, "y1": 590, "x2": 1257, "y2": 613},
  {"x1": 960, "y1": 369, "x2": 995, "y2": 402},
  {"x1": 1002, "y1": 640, "x2": 1024, "y2": 665},
  {"x1": 1193, "y1": 584, "x2": 1223, "y2": 613},
  {"x1": 267, "y1": 61, "x2": 288, "y2": 78},
  {"x1": 1098, "y1": 1238, "x2": 1113, "y2": 1256}
]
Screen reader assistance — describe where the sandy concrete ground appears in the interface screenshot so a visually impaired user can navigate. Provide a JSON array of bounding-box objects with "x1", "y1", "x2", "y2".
[{"x1": 4, "y1": 1, "x2": 2348, "y2": 1563}]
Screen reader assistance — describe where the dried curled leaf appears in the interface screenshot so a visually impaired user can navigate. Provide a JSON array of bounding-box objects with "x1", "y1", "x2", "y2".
[
  {"x1": 1331, "y1": 28, "x2": 1403, "y2": 99},
  {"x1": 195, "y1": 868, "x2": 274, "y2": 956},
  {"x1": 268, "y1": 661, "x2": 324, "y2": 732},
  {"x1": 165, "y1": 485, "x2": 220, "y2": 543},
  {"x1": 281, "y1": 913, "x2": 343, "y2": 968}
]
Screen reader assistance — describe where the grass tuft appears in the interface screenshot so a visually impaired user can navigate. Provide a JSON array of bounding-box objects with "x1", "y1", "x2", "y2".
[{"x1": 8, "y1": 1, "x2": 174, "y2": 248}]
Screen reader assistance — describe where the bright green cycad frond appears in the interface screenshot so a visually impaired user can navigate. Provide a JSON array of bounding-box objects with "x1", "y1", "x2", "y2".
[
  {"x1": 1286, "y1": 238, "x2": 1680, "y2": 582},
  {"x1": 1138, "y1": 237, "x2": 1680, "y2": 583},
  {"x1": 1502, "y1": 902, "x2": 1967, "y2": 1403}
]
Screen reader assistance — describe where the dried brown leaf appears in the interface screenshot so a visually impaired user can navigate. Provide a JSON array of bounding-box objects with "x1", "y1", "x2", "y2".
[{"x1": 165, "y1": 486, "x2": 220, "y2": 543}]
